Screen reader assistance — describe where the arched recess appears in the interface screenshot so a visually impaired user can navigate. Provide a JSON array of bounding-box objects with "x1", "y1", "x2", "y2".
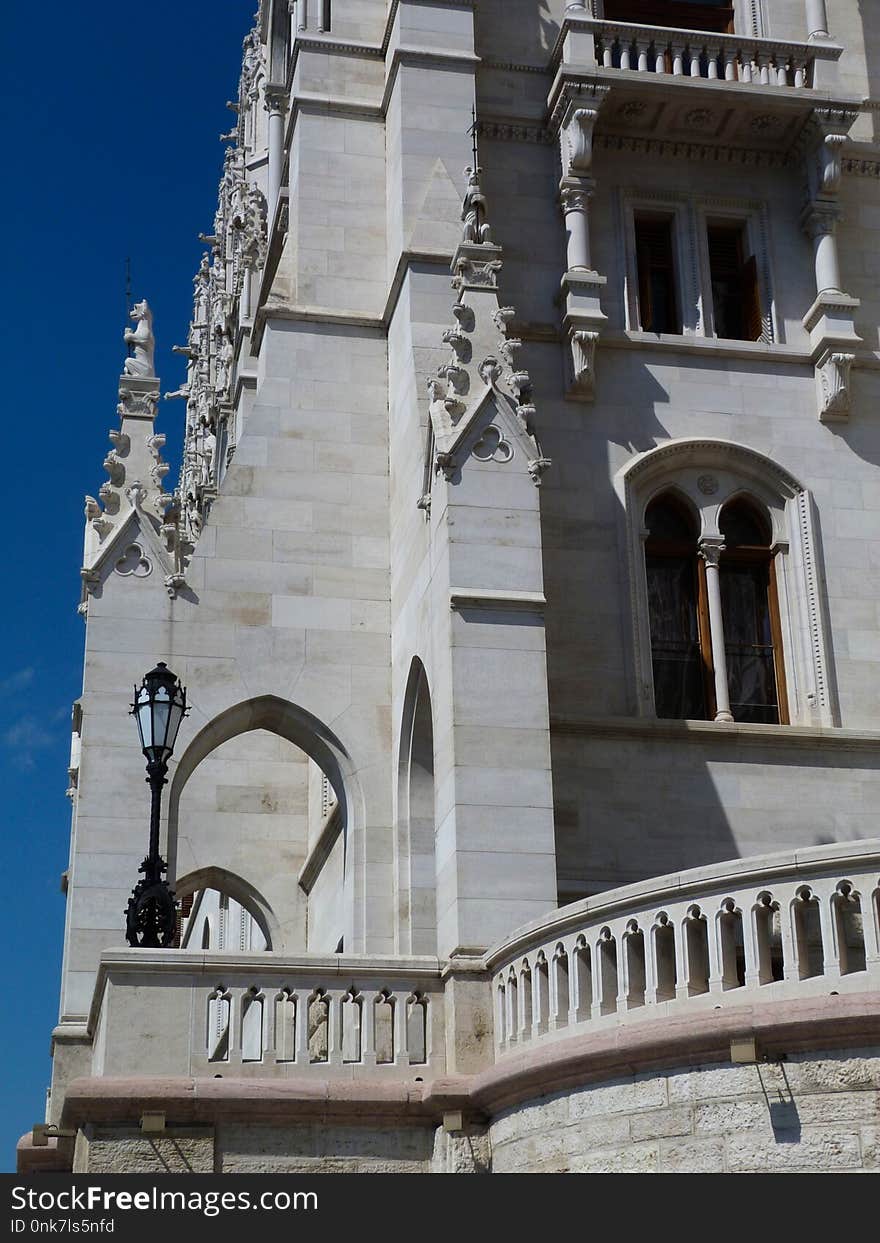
[
  {"x1": 614, "y1": 437, "x2": 839, "y2": 726},
  {"x1": 397, "y1": 659, "x2": 437, "y2": 955},
  {"x1": 175, "y1": 865, "x2": 280, "y2": 951},
  {"x1": 166, "y1": 696, "x2": 365, "y2": 953}
]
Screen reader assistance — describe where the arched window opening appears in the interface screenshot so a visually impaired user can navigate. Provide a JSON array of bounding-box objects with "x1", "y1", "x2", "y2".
[
  {"x1": 406, "y1": 993, "x2": 428, "y2": 1065},
  {"x1": 179, "y1": 886, "x2": 269, "y2": 952},
  {"x1": 506, "y1": 971, "x2": 518, "y2": 1044},
  {"x1": 621, "y1": 441, "x2": 834, "y2": 729},
  {"x1": 552, "y1": 946, "x2": 570, "y2": 1027},
  {"x1": 398, "y1": 659, "x2": 437, "y2": 956},
  {"x1": 207, "y1": 987, "x2": 231, "y2": 1063},
  {"x1": 598, "y1": 929, "x2": 619, "y2": 1015},
  {"x1": 624, "y1": 921, "x2": 646, "y2": 1008},
  {"x1": 341, "y1": 989, "x2": 362, "y2": 1063},
  {"x1": 793, "y1": 887, "x2": 824, "y2": 979},
  {"x1": 274, "y1": 990, "x2": 297, "y2": 1062},
  {"x1": 684, "y1": 906, "x2": 710, "y2": 995},
  {"x1": 718, "y1": 900, "x2": 746, "y2": 990},
  {"x1": 519, "y1": 963, "x2": 533, "y2": 1037},
  {"x1": 241, "y1": 988, "x2": 264, "y2": 1062},
  {"x1": 573, "y1": 937, "x2": 593, "y2": 1021},
  {"x1": 534, "y1": 954, "x2": 550, "y2": 1034},
  {"x1": 374, "y1": 992, "x2": 395, "y2": 1064},
  {"x1": 653, "y1": 915, "x2": 677, "y2": 1002},
  {"x1": 644, "y1": 494, "x2": 707, "y2": 720},
  {"x1": 754, "y1": 893, "x2": 785, "y2": 984},
  {"x1": 832, "y1": 883, "x2": 866, "y2": 975},
  {"x1": 308, "y1": 990, "x2": 329, "y2": 1064},
  {"x1": 719, "y1": 499, "x2": 787, "y2": 724}
]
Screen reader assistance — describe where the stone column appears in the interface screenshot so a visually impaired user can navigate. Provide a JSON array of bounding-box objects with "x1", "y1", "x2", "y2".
[
  {"x1": 264, "y1": 84, "x2": 287, "y2": 213},
  {"x1": 803, "y1": 202, "x2": 842, "y2": 294},
  {"x1": 699, "y1": 538, "x2": 734, "y2": 723},
  {"x1": 805, "y1": 0, "x2": 830, "y2": 40},
  {"x1": 560, "y1": 181, "x2": 594, "y2": 271}
]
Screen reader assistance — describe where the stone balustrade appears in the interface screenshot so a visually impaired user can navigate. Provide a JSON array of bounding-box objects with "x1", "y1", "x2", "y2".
[
  {"x1": 487, "y1": 842, "x2": 880, "y2": 1056},
  {"x1": 90, "y1": 952, "x2": 445, "y2": 1079},
  {"x1": 571, "y1": 18, "x2": 841, "y2": 89}
]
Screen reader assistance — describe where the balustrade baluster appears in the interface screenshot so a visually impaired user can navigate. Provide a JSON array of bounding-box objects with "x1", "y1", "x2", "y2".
[
  {"x1": 620, "y1": 41, "x2": 632, "y2": 71},
  {"x1": 740, "y1": 55, "x2": 753, "y2": 84},
  {"x1": 794, "y1": 61, "x2": 806, "y2": 88},
  {"x1": 637, "y1": 40, "x2": 649, "y2": 73},
  {"x1": 654, "y1": 43, "x2": 666, "y2": 74},
  {"x1": 671, "y1": 42, "x2": 685, "y2": 77},
  {"x1": 603, "y1": 41, "x2": 613, "y2": 69},
  {"x1": 776, "y1": 60, "x2": 789, "y2": 87},
  {"x1": 722, "y1": 48, "x2": 736, "y2": 81},
  {"x1": 689, "y1": 46, "x2": 702, "y2": 78},
  {"x1": 707, "y1": 47, "x2": 719, "y2": 79},
  {"x1": 757, "y1": 53, "x2": 770, "y2": 85}
]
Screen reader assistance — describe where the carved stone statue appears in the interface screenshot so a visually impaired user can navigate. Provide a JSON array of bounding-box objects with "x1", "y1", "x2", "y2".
[
  {"x1": 461, "y1": 166, "x2": 492, "y2": 245},
  {"x1": 123, "y1": 300, "x2": 156, "y2": 377}
]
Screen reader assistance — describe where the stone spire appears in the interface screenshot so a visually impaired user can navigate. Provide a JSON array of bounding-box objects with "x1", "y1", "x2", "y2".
[
  {"x1": 420, "y1": 167, "x2": 550, "y2": 506},
  {"x1": 80, "y1": 302, "x2": 179, "y2": 609}
]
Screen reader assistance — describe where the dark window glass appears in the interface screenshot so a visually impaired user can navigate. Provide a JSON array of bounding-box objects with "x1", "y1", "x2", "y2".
[
  {"x1": 646, "y1": 496, "x2": 694, "y2": 543},
  {"x1": 720, "y1": 500, "x2": 770, "y2": 549},
  {"x1": 720, "y1": 560, "x2": 780, "y2": 724},
  {"x1": 647, "y1": 556, "x2": 706, "y2": 719},
  {"x1": 707, "y1": 225, "x2": 762, "y2": 342},
  {"x1": 603, "y1": 1, "x2": 734, "y2": 34},
  {"x1": 635, "y1": 216, "x2": 680, "y2": 335},
  {"x1": 645, "y1": 495, "x2": 704, "y2": 720},
  {"x1": 719, "y1": 498, "x2": 782, "y2": 724}
]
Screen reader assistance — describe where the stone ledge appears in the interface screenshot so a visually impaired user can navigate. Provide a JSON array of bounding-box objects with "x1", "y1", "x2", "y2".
[
  {"x1": 550, "y1": 713, "x2": 880, "y2": 751},
  {"x1": 55, "y1": 994, "x2": 880, "y2": 1136}
]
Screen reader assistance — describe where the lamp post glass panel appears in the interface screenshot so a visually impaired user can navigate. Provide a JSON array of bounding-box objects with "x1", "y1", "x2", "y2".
[{"x1": 125, "y1": 662, "x2": 188, "y2": 948}]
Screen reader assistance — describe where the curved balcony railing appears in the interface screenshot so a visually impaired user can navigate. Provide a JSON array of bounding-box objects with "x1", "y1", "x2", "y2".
[
  {"x1": 570, "y1": 18, "x2": 842, "y2": 89},
  {"x1": 486, "y1": 842, "x2": 880, "y2": 1056}
]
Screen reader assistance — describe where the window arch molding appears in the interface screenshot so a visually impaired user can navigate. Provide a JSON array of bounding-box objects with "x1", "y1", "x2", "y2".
[{"x1": 614, "y1": 438, "x2": 837, "y2": 726}]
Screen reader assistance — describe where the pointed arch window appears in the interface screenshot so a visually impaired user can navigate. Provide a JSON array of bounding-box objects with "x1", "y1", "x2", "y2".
[
  {"x1": 718, "y1": 499, "x2": 787, "y2": 724},
  {"x1": 644, "y1": 491, "x2": 787, "y2": 723},
  {"x1": 644, "y1": 495, "x2": 708, "y2": 720}
]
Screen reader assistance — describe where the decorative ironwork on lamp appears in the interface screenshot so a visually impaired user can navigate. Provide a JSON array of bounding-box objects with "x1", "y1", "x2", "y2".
[{"x1": 125, "y1": 662, "x2": 189, "y2": 948}]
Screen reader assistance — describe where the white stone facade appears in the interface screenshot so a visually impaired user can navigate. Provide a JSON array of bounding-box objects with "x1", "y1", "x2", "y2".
[{"x1": 19, "y1": 0, "x2": 880, "y2": 1174}]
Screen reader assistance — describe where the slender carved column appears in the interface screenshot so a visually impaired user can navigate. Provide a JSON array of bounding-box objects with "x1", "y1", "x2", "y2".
[
  {"x1": 556, "y1": 93, "x2": 608, "y2": 400},
  {"x1": 801, "y1": 110, "x2": 861, "y2": 420},
  {"x1": 264, "y1": 84, "x2": 287, "y2": 212},
  {"x1": 699, "y1": 538, "x2": 734, "y2": 724},
  {"x1": 803, "y1": 202, "x2": 842, "y2": 294},
  {"x1": 805, "y1": 0, "x2": 830, "y2": 40},
  {"x1": 560, "y1": 181, "x2": 593, "y2": 271}
]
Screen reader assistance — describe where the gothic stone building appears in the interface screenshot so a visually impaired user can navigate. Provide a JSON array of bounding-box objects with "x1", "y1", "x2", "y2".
[{"x1": 18, "y1": 0, "x2": 880, "y2": 1174}]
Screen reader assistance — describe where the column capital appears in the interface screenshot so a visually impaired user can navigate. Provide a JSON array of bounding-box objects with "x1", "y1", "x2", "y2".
[
  {"x1": 559, "y1": 178, "x2": 595, "y2": 215},
  {"x1": 263, "y1": 82, "x2": 288, "y2": 114},
  {"x1": 698, "y1": 537, "x2": 726, "y2": 568},
  {"x1": 800, "y1": 199, "x2": 841, "y2": 240}
]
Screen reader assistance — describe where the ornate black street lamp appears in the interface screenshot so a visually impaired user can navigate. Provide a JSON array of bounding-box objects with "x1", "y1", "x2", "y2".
[{"x1": 125, "y1": 662, "x2": 189, "y2": 948}]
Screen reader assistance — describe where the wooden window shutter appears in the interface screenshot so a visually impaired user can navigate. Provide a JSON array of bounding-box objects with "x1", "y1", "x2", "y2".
[{"x1": 740, "y1": 253, "x2": 762, "y2": 341}]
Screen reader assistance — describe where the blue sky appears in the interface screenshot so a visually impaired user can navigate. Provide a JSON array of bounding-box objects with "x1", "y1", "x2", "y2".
[{"x1": 0, "y1": 2, "x2": 255, "y2": 1170}]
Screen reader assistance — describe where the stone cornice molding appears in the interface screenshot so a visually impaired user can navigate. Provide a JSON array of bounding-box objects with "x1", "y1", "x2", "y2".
[
  {"x1": 381, "y1": 46, "x2": 481, "y2": 117},
  {"x1": 449, "y1": 589, "x2": 546, "y2": 613},
  {"x1": 381, "y1": 0, "x2": 476, "y2": 57}
]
